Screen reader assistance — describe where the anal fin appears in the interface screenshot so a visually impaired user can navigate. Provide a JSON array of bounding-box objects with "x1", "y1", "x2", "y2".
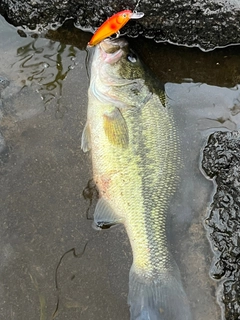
[{"x1": 93, "y1": 198, "x2": 122, "y2": 229}]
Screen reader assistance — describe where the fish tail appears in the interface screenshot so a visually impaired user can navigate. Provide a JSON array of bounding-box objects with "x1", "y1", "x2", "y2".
[{"x1": 128, "y1": 265, "x2": 192, "y2": 320}]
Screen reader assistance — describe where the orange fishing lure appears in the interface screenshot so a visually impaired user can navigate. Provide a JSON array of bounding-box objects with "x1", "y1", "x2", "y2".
[{"x1": 88, "y1": 10, "x2": 144, "y2": 46}]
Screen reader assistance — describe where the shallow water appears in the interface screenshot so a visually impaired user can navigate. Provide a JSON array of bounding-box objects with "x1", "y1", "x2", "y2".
[{"x1": 0, "y1": 15, "x2": 239, "y2": 320}]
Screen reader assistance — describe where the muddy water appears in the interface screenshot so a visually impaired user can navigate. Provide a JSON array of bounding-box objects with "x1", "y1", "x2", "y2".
[{"x1": 0, "y1": 15, "x2": 239, "y2": 320}]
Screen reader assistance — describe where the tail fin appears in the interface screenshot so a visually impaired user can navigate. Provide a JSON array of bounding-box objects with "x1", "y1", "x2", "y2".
[{"x1": 128, "y1": 266, "x2": 192, "y2": 320}]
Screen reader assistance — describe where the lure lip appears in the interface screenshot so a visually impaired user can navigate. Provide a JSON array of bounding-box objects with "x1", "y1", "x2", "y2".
[{"x1": 130, "y1": 12, "x2": 144, "y2": 19}]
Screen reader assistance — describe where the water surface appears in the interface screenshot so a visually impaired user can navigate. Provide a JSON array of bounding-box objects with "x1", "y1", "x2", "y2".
[{"x1": 0, "y1": 15, "x2": 239, "y2": 320}]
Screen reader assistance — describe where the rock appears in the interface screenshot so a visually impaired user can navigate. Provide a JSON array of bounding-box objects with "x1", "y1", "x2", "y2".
[
  {"x1": 0, "y1": 75, "x2": 10, "y2": 93},
  {"x1": 1, "y1": 0, "x2": 240, "y2": 51},
  {"x1": 202, "y1": 131, "x2": 240, "y2": 319}
]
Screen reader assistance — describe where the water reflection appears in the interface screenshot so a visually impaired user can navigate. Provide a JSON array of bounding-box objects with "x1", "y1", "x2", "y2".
[
  {"x1": 13, "y1": 36, "x2": 79, "y2": 118},
  {"x1": 164, "y1": 81, "x2": 240, "y2": 320},
  {"x1": 130, "y1": 36, "x2": 240, "y2": 87}
]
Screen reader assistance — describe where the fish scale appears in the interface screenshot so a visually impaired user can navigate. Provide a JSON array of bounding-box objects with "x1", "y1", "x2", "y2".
[
  {"x1": 128, "y1": 97, "x2": 177, "y2": 273},
  {"x1": 82, "y1": 38, "x2": 192, "y2": 320}
]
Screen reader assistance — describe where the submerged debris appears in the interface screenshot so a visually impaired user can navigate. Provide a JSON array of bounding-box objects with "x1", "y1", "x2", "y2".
[{"x1": 202, "y1": 131, "x2": 240, "y2": 320}]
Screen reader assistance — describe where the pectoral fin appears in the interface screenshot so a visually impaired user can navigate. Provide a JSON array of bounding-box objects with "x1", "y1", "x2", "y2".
[
  {"x1": 93, "y1": 198, "x2": 122, "y2": 229},
  {"x1": 81, "y1": 122, "x2": 91, "y2": 152},
  {"x1": 103, "y1": 108, "x2": 129, "y2": 147}
]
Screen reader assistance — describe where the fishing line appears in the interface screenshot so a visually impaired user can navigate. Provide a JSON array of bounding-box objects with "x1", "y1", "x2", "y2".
[
  {"x1": 134, "y1": 0, "x2": 142, "y2": 12},
  {"x1": 84, "y1": 46, "x2": 92, "y2": 81},
  {"x1": 51, "y1": 234, "x2": 100, "y2": 319}
]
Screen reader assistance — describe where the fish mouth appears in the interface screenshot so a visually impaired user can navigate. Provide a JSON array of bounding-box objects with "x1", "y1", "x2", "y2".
[{"x1": 99, "y1": 38, "x2": 127, "y2": 64}]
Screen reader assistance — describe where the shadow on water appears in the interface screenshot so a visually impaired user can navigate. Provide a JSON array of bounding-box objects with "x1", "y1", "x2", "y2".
[
  {"x1": 82, "y1": 179, "x2": 99, "y2": 221},
  {"x1": 0, "y1": 14, "x2": 239, "y2": 320},
  {"x1": 130, "y1": 36, "x2": 240, "y2": 88}
]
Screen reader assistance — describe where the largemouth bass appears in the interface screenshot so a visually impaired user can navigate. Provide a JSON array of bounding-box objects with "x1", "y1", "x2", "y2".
[{"x1": 82, "y1": 38, "x2": 192, "y2": 320}]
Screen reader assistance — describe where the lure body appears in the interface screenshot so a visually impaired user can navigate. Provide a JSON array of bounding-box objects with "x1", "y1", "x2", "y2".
[{"x1": 88, "y1": 10, "x2": 144, "y2": 46}]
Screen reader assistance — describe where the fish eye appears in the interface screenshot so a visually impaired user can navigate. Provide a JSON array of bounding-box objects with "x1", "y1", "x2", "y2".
[
  {"x1": 123, "y1": 13, "x2": 127, "y2": 18},
  {"x1": 127, "y1": 53, "x2": 137, "y2": 63}
]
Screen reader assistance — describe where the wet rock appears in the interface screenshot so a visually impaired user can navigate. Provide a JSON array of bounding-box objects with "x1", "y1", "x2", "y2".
[
  {"x1": 202, "y1": 131, "x2": 240, "y2": 319},
  {"x1": 1, "y1": 0, "x2": 240, "y2": 50}
]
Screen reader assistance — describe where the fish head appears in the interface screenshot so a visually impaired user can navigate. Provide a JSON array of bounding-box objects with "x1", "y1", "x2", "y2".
[
  {"x1": 98, "y1": 38, "x2": 144, "y2": 79},
  {"x1": 90, "y1": 38, "x2": 148, "y2": 107}
]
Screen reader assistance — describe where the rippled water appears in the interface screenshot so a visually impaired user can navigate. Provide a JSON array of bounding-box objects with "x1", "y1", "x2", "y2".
[
  {"x1": 15, "y1": 39, "x2": 76, "y2": 103},
  {"x1": 0, "y1": 14, "x2": 239, "y2": 320}
]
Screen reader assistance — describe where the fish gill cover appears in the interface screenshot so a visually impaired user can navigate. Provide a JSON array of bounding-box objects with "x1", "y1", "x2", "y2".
[{"x1": 202, "y1": 131, "x2": 240, "y2": 319}]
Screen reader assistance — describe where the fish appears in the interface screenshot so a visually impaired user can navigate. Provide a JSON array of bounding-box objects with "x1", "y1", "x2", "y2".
[
  {"x1": 88, "y1": 10, "x2": 144, "y2": 47},
  {"x1": 81, "y1": 38, "x2": 192, "y2": 320}
]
